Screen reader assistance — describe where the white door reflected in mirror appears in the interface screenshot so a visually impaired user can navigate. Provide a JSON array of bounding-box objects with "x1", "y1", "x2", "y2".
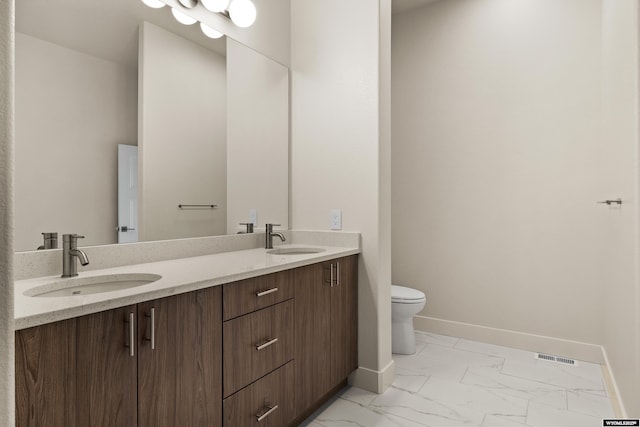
[{"x1": 118, "y1": 145, "x2": 139, "y2": 244}]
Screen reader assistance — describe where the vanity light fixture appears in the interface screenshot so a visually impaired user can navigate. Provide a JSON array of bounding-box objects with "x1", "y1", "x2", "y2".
[
  {"x1": 228, "y1": 0, "x2": 257, "y2": 28},
  {"x1": 201, "y1": 0, "x2": 230, "y2": 13},
  {"x1": 142, "y1": 0, "x2": 257, "y2": 33},
  {"x1": 171, "y1": 8, "x2": 198, "y2": 25},
  {"x1": 200, "y1": 23, "x2": 224, "y2": 39},
  {"x1": 141, "y1": 0, "x2": 166, "y2": 8}
]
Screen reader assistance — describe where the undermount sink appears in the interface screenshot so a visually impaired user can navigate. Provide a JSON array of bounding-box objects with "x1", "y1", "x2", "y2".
[
  {"x1": 25, "y1": 273, "x2": 162, "y2": 298},
  {"x1": 267, "y1": 247, "x2": 326, "y2": 255}
]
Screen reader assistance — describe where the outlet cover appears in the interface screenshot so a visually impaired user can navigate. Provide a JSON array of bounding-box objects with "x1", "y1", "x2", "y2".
[
  {"x1": 330, "y1": 209, "x2": 342, "y2": 230},
  {"x1": 249, "y1": 209, "x2": 257, "y2": 226}
]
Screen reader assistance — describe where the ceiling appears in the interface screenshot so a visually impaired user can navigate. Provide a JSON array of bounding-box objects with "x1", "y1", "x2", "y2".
[
  {"x1": 392, "y1": 0, "x2": 442, "y2": 15},
  {"x1": 16, "y1": 0, "x2": 226, "y2": 69}
]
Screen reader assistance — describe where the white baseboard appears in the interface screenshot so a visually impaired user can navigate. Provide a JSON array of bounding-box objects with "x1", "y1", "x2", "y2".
[
  {"x1": 348, "y1": 359, "x2": 395, "y2": 394},
  {"x1": 414, "y1": 315, "x2": 605, "y2": 364},
  {"x1": 601, "y1": 347, "x2": 628, "y2": 418}
]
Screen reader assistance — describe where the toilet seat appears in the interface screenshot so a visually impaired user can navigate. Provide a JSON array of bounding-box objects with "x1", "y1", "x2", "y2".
[{"x1": 392, "y1": 285, "x2": 426, "y2": 303}]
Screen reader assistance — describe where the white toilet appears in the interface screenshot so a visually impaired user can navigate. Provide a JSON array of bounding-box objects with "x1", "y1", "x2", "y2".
[{"x1": 391, "y1": 285, "x2": 426, "y2": 354}]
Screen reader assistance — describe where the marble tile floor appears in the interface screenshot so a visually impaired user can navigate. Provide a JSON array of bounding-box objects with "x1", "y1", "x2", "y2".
[{"x1": 302, "y1": 332, "x2": 615, "y2": 427}]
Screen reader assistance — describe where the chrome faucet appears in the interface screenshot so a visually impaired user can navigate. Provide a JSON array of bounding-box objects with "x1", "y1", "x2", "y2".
[
  {"x1": 238, "y1": 222, "x2": 254, "y2": 234},
  {"x1": 37, "y1": 232, "x2": 58, "y2": 250},
  {"x1": 62, "y1": 234, "x2": 89, "y2": 277},
  {"x1": 265, "y1": 224, "x2": 286, "y2": 249}
]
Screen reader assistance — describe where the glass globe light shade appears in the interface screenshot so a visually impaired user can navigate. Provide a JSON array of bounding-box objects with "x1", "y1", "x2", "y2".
[
  {"x1": 200, "y1": 23, "x2": 224, "y2": 39},
  {"x1": 141, "y1": 0, "x2": 165, "y2": 8},
  {"x1": 201, "y1": 0, "x2": 230, "y2": 13},
  {"x1": 228, "y1": 0, "x2": 257, "y2": 28},
  {"x1": 171, "y1": 8, "x2": 197, "y2": 25}
]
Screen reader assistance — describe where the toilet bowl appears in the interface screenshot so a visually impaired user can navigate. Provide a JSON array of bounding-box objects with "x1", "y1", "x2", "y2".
[{"x1": 391, "y1": 285, "x2": 426, "y2": 355}]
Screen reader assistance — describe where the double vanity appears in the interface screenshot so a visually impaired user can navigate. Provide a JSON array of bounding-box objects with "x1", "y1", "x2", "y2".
[{"x1": 14, "y1": 233, "x2": 360, "y2": 426}]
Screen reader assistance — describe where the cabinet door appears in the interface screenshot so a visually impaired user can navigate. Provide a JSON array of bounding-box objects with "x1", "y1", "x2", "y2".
[
  {"x1": 331, "y1": 256, "x2": 359, "y2": 382},
  {"x1": 294, "y1": 262, "x2": 332, "y2": 415},
  {"x1": 138, "y1": 286, "x2": 222, "y2": 427},
  {"x1": 15, "y1": 319, "x2": 77, "y2": 427},
  {"x1": 76, "y1": 305, "x2": 138, "y2": 426}
]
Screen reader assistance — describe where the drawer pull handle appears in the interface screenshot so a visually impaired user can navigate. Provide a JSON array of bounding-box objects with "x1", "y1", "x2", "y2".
[
  {"x1": 256, "y1": 287, "x2": 278, "y2": 297},
  {"x1": 256, "y1": 404, "x2": 279, "y2": 422},
  {"x1": 256, "y1": 337, "x2": 278, "y2": 351}
]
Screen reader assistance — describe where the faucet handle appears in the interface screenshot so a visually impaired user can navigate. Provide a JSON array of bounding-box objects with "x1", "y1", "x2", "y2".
[
  {"x1": 63, "y1": 234, "x2": 85, "y2": 242},
  {"x1": 268, "y1": 224, "x2": 281, "y2": 227}
]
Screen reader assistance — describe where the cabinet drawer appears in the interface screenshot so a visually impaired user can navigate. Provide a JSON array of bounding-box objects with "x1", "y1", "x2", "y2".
[
  {"x1": 223, "y1": 300, "x2": 294, "y2": 397},
  {"x1": 223, "y1": 361, "x2": 294, "y2": 427},
  {"x1": 223, "y1": 270, "x2": 294, "y2": 320}
]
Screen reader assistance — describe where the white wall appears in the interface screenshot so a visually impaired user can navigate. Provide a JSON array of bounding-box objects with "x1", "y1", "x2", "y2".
[
  {"x1": 600, "y1": 0, "x2": 640, "y2": 416},
  {"x1": 393, "y1": 0, "x2": 640, "y2": 413},
  {"x1": 393, "y1": 0, "x2": 605, "y2": 349},
  {"x1": 0, "y1": 1, "x2": 15, "y2": 425},
  {"x1": 139, "y1": 22, "x2": 227, "y2": 241},
  {"x1": 226, "y1": 38, "x2": 288, "y2": 233},
  {"x1": 291, "y1": 0, "x2": 393, "y2": 392},
  {"x1": 15, "y1": 33, "x2": 137, "y2": 251}
]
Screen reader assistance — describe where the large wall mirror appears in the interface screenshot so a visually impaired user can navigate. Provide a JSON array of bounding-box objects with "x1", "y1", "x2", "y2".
[{"x1": 15, "y1": 0, "x2": 289, "y2": 252}]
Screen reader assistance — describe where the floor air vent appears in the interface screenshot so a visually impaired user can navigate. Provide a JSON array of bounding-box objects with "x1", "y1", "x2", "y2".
[{"x1": 535, "y1": 353, "x2": 577, "y2": 365}]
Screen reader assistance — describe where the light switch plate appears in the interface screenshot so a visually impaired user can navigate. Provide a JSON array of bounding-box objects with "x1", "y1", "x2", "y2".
[
  {"x1": 330, "y1": 209, "x2": 342, "y2": 230},
  {"x1": 249, "y1": 209, "x2": 257, "y2": 226}
]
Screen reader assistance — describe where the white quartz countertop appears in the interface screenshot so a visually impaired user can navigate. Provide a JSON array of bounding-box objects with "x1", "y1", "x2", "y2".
[{"x1": 15, "y1": 244, "x2": 360, "y2": 330}]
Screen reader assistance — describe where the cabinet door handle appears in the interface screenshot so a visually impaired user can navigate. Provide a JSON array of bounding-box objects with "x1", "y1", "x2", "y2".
[
  {"x1": 145, "y1": 307, "x2": 156, "y2": 350},
  {"x1": 256, "y1": 404, "x2": 279, "y2": 422},
  {"x1": 330, "y1": 263, "x2": 335, "y2": 287},
  {"x1": 336, "y1": 262, "x2": 340, "y2": 286},
  {"x1": 256, "y1": 337, "x2": 278, "y2": 351},
  {"x1": 150, "y1": 307, "x2": 155, "y2": 350},
  {"x1": 256, "y1": 287, "x2": 278, "y2": 297},
  {"x1": 126, "y1": 312, "x2": 135, "y2": 357}
]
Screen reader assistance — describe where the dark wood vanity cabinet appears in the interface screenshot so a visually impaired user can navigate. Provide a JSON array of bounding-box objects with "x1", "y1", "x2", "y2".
[
  {"x1": 75, "y1": 305, "x2": 138, "y2": 426},
  {"x1": 223, "y1": 361, "x2": 295, "y2": 427},
  {"x1": 16, "y1": 255, "x2": 358, "y2": 427},
  {"x1": 15, "y1": 287, "x2": 222, "y2": 427},
  {"x1": 294, "y1": 255, "x2": 358, "y2": 419},
  {"x1": 137, "y1": 288, "x2": 222, "y2": 427},
  {"x1": 222, "y1": 272, "x2": 296, "y2": 426},
  {"x1": 222, "y1": 300, "x2": 294, "y2": 397},
  {"x1": 15, "y1": 317, "x2": 79, "y2": 427},
  {"x1": 221, "y1": 255, "x2": 358, "y2": 426},
  {"x1": 15, "y1": 305, "x2": 139, "y2": 427}
]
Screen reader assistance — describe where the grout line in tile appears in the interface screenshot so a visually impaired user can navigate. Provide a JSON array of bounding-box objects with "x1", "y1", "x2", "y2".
[
  {"x1": 373, "y1": 407, "x2": 432, "y2": 427},
  {"x1": 415, "y1": 374, "x2": 431, "y2": 393},
  {"x1": 491, "y1": 369, "x2": 604, "y2": 395},
  {"x1": 459, "y1": 367, "x2": 475, "y2": 388},
  {"x1": 438, "y1": 344, "x2": 509, "y2": 367}
]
